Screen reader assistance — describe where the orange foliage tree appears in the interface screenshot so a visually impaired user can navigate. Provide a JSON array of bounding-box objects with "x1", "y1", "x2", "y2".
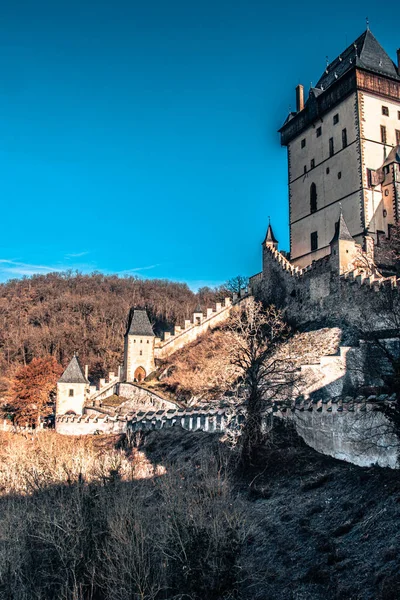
[{"x1": 7, "y1": 356, "x2": 63, "y2": 426}]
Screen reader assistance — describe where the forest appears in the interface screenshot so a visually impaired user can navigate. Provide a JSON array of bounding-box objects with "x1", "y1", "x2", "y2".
[{"x1": 0, "y1": 271, "x2": 226, "y2": 387}]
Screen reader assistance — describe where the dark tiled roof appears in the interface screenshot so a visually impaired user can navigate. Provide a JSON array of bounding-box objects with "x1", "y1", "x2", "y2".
[
  {"x1": 59, "y1": 355, "x2": 88, "y2": 384},
  {"x1": 281, "y1": 112, "x2": 297, "y2": 126},
  {"x1": 383, "y1": 145, "x2": 400, "y2": 167},
  {"x1": 330, "y1": 212, "x2": 354, "y2": 244},
  {"x1": 315, "y1": 30, "x2": 400, "y2": 95},
  {"x1": 263, "y1": 223, "x2": 278, "y2": 245},
  {"x1": 126, "y1": 309, "x2": 155, "y2": 337}
]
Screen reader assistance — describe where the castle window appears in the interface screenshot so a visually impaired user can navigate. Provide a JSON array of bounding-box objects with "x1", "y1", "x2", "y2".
[
  {"x1": 338, "y1": 172, "x2": 342, "y2": 179},
  {"x1": 310, "y1": 183, "x2": 317, "y2": 213},
  {"x1": 304, "y1": 165, "x2": 307, "y2": 174},
  {"x1": 310, "y1": 158, "x2": 315, "y2": 169},
  {"x1": 311, "y1": 231, "x2": 318, "y2": 252},
  {"x1": 329, "y1": 137, "x2": 334, "y2": 156},
  {"x1": 333, "y1": 114, "x2": 339, "y2": 125},
  {"x1": 147, "y1": 340, "x2": 149, "y2": 343},
  {"x1": 381, "y1": 125, "x2": 387, "y2": 144},
  {"x1": 383, "y1": 209, "x2": 388, "y2": 217},
  {"x1": 326, "y1": 167, "x2": 330, "y2": 174},
  {"x1": 69, "y1": 389, "x2": 74, "y2": 397},
  {"x1": 316, "y1": 127, "x2": 322, "y2": 137},
  {"x1": 140, "y1": 350, "x2": 143, "y2": 356},
  {"x1": 134, "y1": 339, "x2": 136, "y2": 343},
  {"x1": 382, "y1": 106, "x2": 389, "y2": 116},
  {"x1": 342, "y1": 128, "x2": 347, "y2": 149},
  {"x1": 384, "y1": 165, "x2": 390, "y2": 175},
  {"x1": 396, "y1": 130, "x2": 400, "y2": 145},
  {"x1": 301, "y1": 138, "x2": 306, "y2": 148},
  {"x1": 384, "y1": 189, "x2": 389, "y2": 196},
  {"x1": 140, "y1": 339, "x2": 143, "y2": 343}
]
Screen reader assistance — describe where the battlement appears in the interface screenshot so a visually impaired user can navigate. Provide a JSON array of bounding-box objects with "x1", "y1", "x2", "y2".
[
  {"x1": 265, "y1": 245, "x2": 305, "y2": 277},
  {"x1": 56, "y1": 393, "x2": 394, "y2": 432},
  {"x1": 154, "y1": 295, "x2": 246, "y2": 359},
  {"x1": 251, "y1": 230, "x2": 400, "y2": 330},
  {"x1": 55, "y1": 392, "x2": 398, "y2": 468},
  {"x1": 341, "y1": 270, "x2": 397, "y2": 290}
]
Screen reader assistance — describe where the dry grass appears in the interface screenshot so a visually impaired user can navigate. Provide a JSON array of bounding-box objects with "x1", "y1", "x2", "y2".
[
  {"x1": 0, "y1": 430, "x2": 246, "y2": 600},
  {"x1": 158, "y1": 328, "x2": 238, "y2": 403},
  {"x1": 0, "y1": 431, "x2": 166, "y2": 496},
  {"x1": 1, "y1": 427, "x2": 400, "y2": 600}
]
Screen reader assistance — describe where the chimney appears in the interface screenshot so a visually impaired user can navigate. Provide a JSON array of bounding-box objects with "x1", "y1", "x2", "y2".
[
  {"x1": 296, "y1": 84, "x2": 304, "y2": 112},
  {"x1": 397, "y1": 48, "x2": 400, "y2": 75},
  {"x1": 85, "y1": 364, "x2": 89, "y2": 380}
]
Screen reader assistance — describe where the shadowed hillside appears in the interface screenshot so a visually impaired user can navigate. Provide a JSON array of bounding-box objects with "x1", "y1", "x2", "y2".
[{"x1": 0, "y1": 426, "x2": 399, "y2": 600}]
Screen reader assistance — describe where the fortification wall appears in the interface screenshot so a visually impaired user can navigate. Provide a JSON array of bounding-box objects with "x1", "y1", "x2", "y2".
[
  {"x1": 117, "y1": 383, "x2": 178, "y2": 410},
  {"x1": 292, "y1": 404, "x2": 398, "y2": 468},
  {"x1": 154, "y1": 296, "x2": 242, "y2": 360},
  {"x1": 56, "y1": 414, "x2": 127, "y2": 436},
  {"x1": 54, "y1": 397, "x2": 398, "y2": 468},
  {"x1": 252, "y1": 245, "x2": 400, "y2": 331}
]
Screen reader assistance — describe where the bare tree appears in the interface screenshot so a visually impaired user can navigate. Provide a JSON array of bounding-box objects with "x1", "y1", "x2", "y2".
[
  {"x1": 375, "y1": 223, "x2": 400, "y2": 276},
  {"x1": 227, "y1": 298, "x2": 297, "y2": 465},
  {"x1": 225, "y1": 275, "x2": 249, "y2": 296}
]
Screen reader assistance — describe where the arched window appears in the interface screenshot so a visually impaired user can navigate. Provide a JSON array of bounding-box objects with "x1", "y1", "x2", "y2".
[{"x1": 310, "y1": 183, "x2": 317, "y2": 213}]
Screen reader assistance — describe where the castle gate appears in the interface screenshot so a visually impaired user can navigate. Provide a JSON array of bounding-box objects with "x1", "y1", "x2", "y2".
[{"x1": 134, "y1": 366, "x2": 146, "y2": 382}]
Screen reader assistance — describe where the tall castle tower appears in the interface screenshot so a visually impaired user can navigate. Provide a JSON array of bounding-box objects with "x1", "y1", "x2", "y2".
[
  {"x1": 280, "y1": 30, "x2": 400, "y2": 268},
  {"x1": 123, "y1": 309, "x2": 155, "y2": 383}
]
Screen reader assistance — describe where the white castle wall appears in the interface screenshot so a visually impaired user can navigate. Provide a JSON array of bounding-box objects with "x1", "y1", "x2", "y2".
[
  {"x1": 56, "y1": 414, "x2": 127, "y2": 436},
  {"x1": 55, "y1": 399, "x2": 399, "y2": 468},
  {"x1": 124, "y1": 334, "x2": 155, "y2": 382},
  {"x1": 154, "y1": 296, "x2": 247, "y2": 360},
  {"x1": 292, "y1": 403, "x2": 398, "y2": 468}
]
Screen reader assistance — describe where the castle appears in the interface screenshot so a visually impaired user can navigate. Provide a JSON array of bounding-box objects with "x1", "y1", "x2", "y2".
[
  {"x1": 250, "y1": 29, "x2": 400, "y2": 329},
  {"x1": 279, "y1": 29, "x2": 400, "y2": 268},
  {"x1": 56, "y1": 296, "x2": 243, "y2": 431},
  {"x1": 54, "y1": 29, "x2": 400, "y2": 468}
]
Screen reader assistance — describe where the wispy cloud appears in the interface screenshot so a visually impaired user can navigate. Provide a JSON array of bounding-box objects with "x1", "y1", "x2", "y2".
[
  {"x1": 65, "y1": 251, "x2": 89, "y2": 259},
  {"x1": 0, "y1": 259, "x2": 162, "y2": 281},
  {"x1": 116, "y1": 264, "x2": 161, "y2": 275},
  {"x1": 0, "y1": 259, "x2": 63, "y2": 277}
]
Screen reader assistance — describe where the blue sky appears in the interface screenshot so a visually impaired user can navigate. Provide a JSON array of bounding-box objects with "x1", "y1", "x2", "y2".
[{"x1": 0, "y1": 1, "x2": 398, "y2": 289}]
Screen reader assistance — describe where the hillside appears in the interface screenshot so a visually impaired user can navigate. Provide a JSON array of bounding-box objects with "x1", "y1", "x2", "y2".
[
  {"x1": 1, "y1": 426, "x2": 399, "y2": 600},
  {"x1": 156, "y1": 324, "x2": 343, "y2": 404},
  {"x1": 0, "y1": 272, "x2": 226, "y2": 386}
]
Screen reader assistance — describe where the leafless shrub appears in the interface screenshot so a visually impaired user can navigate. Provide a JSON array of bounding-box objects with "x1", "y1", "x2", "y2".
[{"x1": 0, "y1": 431, "x2": 248, "y2": 600}]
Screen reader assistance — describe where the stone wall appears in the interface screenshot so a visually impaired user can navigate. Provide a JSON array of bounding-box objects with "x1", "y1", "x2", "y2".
[
  {"x1": 292, "y1": 403, "x2": 398, "y2": 468},
  {"x1": 124, "y1": 334, "x2": 155, "y2": 382},
  {"x1": 117, "y1": 383, "x2": 178, "y2": 411},
  {"x1": 54, "y1": 398, "x2": 399, "y2": 468},
  {"x1": 56, "y1": 414, "x2": 127, "y2": 436},
  {"x1": 251, "y1": 243, "x2": 400, "y2": 331},
  {"x1": 154, "y1": 296, "x2": 240, "y2": 360},
  {"x1": 56, "y1": 381, "x2": 88, "y2": 416}
]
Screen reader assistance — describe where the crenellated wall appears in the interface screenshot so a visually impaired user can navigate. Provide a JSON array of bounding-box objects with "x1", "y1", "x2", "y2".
[
  {"x1": 250, "y1": 243, "x2": 400, "y2": 330},
  {"x1": 154, "y1": 295, "x2": 247, "y2": 360},
  {"x1": 55, "y1": 396, "x2": 399, "y2": 469},
  {"x1": 292, "y1": 399, "x2": 398, "y2": 468}
]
